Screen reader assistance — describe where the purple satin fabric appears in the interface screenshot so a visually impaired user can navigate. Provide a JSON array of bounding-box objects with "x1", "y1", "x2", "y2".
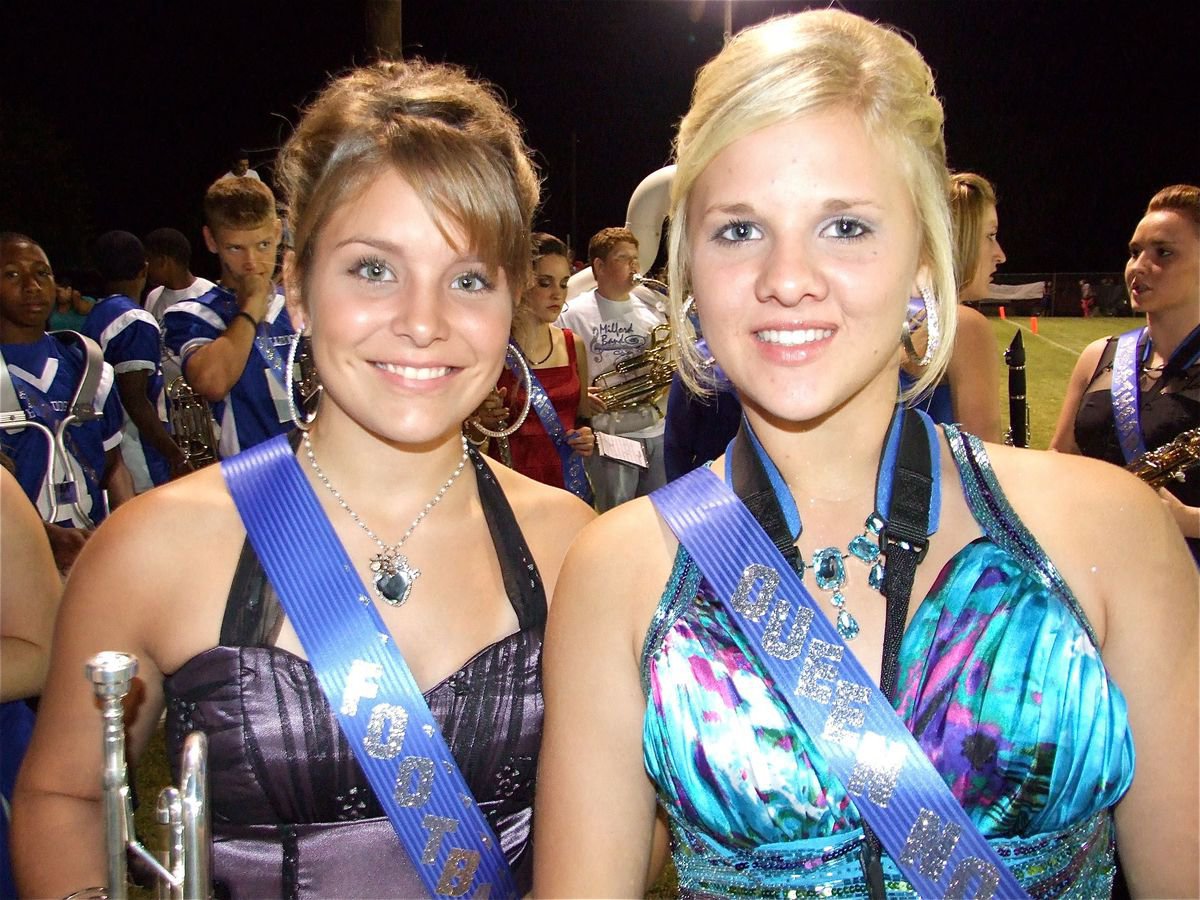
[{"x1": 164, "y1": 638, "x2": 542, "y2": 898}]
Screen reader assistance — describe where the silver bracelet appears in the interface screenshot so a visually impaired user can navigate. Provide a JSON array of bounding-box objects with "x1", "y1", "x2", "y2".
[
  {"x1": 62, "y1": 888, "x2": 108, "y2": 900},
  {"x1": 463, "y1": 419, "x2": 487, "y2": 447}
]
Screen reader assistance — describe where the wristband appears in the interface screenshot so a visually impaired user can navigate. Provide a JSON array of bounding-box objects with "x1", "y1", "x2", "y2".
[{"x1": 232, "y1": 311, "x2": 259, "y2": 330}]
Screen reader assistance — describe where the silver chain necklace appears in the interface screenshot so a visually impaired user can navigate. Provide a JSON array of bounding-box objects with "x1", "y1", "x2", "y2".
[{"x1": 302, "y1": 431, "x2": 470, "y2": 607}]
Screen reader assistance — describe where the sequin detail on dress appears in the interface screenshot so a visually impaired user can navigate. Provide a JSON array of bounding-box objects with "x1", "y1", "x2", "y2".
[{"x1": 641, "y1": 434, "x2": 1133, "y2": 898}]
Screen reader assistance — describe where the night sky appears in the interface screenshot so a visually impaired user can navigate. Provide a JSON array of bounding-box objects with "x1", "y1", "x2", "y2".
[{"x1": 4, "y1": 1, "x2": 1196, "y2": 285}]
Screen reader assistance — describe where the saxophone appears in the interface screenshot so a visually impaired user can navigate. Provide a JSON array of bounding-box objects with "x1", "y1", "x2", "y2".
[{"x1": 1125, "y1": 426, "x2": 1200, "y2": 488}]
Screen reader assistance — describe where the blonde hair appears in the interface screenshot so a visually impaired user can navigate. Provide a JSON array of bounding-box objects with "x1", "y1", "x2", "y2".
[
  {"x1": 203, "y1": 177, "x2": 276, "y2": 232},
  {"x1": 275, "y1": 59, "x2": 540, "y2": 300},
  {"x1": 949, "y1": 172, "x2": 999, "y2": 294},
  {"x1": 666, "y1": 10, "x2": 957, "y2": 399}
]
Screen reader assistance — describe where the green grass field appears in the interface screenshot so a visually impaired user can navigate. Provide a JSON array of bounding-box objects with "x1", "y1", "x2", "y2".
[
  {"x1": 128, "y1": 316, "x2": 1138, "y2": 896},
  {"x1": 987, "y1": 315, "x2": 1131, "y2": 450}
]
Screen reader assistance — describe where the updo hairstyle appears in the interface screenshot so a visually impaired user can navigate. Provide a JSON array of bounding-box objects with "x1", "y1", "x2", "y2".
[
  {"x1": 275, "y1": 59, "x2": 540, "y2": 304},
  {"x1": 666, "y1": 10, "x2": 957, "y2": 398}
]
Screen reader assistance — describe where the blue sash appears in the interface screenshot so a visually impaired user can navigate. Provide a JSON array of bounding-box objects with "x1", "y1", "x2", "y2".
[
  {"x1": 507, "y1": 344, "x2": 593, "y2": 504},
  {"x1": 223, "y1": 436, "x2": 516, "y2": 899},
  {"x1": 649, "y1": 441, "x2": 1027, "y2": 899},
  {"x1": 1111, "y1": 327, "x2": 1147, "y2": 464}
]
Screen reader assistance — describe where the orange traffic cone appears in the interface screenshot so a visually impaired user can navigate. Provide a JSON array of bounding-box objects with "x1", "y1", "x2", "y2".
[
  {"x1": 999, "y1": 305, "x2": 1007, "y2": 320},
  {"x1": 1031, "y1": 316, "x2": 1039, "y2": 334}
]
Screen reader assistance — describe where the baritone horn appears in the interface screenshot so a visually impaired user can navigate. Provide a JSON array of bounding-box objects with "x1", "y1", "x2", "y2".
[
  {"x1": 592, "y1": 321, "x2": 677, "y2": 412},
  {"x1": 86, "y1": 651, "x2": 211, "y2": 900},
  {"x1": 166, "y1": 377, "x2": 218, "y2": 468}
]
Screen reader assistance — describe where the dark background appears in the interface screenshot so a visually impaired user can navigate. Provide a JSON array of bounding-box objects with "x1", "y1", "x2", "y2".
[{"x1": 3, "y1": 1, "x2": 1195, "y2": 283}]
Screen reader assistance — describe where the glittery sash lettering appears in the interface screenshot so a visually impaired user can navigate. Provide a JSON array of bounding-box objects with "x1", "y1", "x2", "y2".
[
  {"x1": 224, "y1": 436, "x2": 516, "y2": 898},
  {"x1": 650, "y1": 469, "x2": 1028, "y2": 899},
  {"x1": 1111, "y1": 327, "x2": 1147, "y2": 464}
]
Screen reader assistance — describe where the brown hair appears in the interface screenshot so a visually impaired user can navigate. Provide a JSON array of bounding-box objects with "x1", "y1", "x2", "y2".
[
  {"x1": 1146, "y1": 184, "x2": 1200, "y2": 231},
  {"x1": 275, "y1": 59, "x2": 540, "y2": 298},
  {"x1": 588, "y1": 227, "x2": 638, "y2": 266},
  {"x1": 202, "y1": 177, "x2": 277, "y2": 232},
  {"x1": 948, "y1": 172, "x2": 999, "y2": 294}
]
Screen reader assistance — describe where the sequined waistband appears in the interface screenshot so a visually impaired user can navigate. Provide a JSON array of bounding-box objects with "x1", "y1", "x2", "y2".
[{"x1": 671, "y1": 809, "x2": 1115, "y2": 899}]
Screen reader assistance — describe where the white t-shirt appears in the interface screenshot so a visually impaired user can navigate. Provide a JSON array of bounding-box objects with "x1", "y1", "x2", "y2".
[
  {"x1": 557, "y1": 288, "x2": 668, "y2": 439},
  {"x1": 144, "y1": 277, "x2": 216, "y2": 386}
]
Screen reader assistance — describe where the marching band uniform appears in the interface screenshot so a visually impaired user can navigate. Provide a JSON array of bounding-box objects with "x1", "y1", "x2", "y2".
[
  {"x1": 163, "y1": 286, "x2": 296, "y2": 457},
  {"x1": 144, "y1": 276, "x2": 216, "y2": 387},
  {"x1": 0, "y1": 333, "x2": 123, "y2": 525},
  {"x1": 82, "y1": 293, "x2": 170, "y2": 492}
]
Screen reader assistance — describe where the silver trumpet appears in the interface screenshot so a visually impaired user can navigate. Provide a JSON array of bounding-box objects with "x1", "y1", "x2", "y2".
[{"x1": 86, "y1": 651, "x2": 211, "y2": 900}]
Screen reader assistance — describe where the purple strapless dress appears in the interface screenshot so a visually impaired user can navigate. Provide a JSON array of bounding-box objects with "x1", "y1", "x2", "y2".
[{"x1": 163, "y1": 451, "x2": 544, "y2": 899}]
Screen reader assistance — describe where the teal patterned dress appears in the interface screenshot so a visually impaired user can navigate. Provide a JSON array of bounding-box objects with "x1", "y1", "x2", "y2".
[{"x1": 641, "y1": 428, "x2": 1134, "y2": 898}]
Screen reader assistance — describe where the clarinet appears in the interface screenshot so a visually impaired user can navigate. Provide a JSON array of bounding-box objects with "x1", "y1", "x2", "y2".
[{"x1": 1004, "y1": 330, "x2": 1029, "y2": 448}]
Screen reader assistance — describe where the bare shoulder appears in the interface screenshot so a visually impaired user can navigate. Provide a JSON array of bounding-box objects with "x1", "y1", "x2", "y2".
[
  {"x1": 950, "y1": 306, "x2": 998, "y2": 354},
  {"x1": 1, "y1": 467, "x2": 43, "y2": 533},
  {"x1": 481, "y1": 459, "x2": 596, "y2": 597},
  {"x1": 557, "y1": 496, "x2": 679, "y2": 625},
  {"x1": 955, "y1": 304, "x2": 992, "y2": 332},
  {"x1": 63, "y1": 464, "x2": 246, "y2": 667},
  {"x1": 484, "y1": 459, "x2": 595, "y2": 537},
  {"x1": 79, "y1": 465, "x2": 241, "y2": 574},
  {"x1": 975, "y1": 441, "x2": 1188, "y2": 638},
  {"x1": 1074, "y1": 335, "x2": 1111, "y2": 374}
]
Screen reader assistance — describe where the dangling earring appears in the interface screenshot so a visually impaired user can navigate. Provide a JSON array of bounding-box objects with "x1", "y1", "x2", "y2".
[
  {"x1": 286, "y1": 331, "x2": 320, "y2": 431},
  {"x1": 919, "y1": 285, "x2": 940, "y2": 366},
  {"x1": 468, "y1": 341, "x2": 533, "y2": 439}
]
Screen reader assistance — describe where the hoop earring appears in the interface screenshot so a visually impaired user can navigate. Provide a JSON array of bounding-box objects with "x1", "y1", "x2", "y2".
[
  {"x1": 920, "y1": 285, "x2": 940, "y2": 366},
  {"x1": 469, "y1": 341, "x2": 533, "y2": 440},
  {"x1": 286, "y1": 332, "x2": 320, "y2": 431}
]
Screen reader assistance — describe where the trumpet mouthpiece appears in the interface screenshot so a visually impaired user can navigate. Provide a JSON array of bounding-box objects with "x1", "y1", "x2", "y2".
[{"x1": 86, "y1": 651, "x2": 138, "y2": 696}]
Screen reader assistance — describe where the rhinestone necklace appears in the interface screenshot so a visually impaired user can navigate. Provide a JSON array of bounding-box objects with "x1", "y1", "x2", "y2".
[
  {"x1": 795, "y1": 513, "x2": 886, "y2": 641},
  {"x1": 302, "y1": 431, "x2": 470, "y2": 607}
]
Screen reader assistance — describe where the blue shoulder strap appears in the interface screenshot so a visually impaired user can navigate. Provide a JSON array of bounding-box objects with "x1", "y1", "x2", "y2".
[
  {"x1": 223, "y1": 435, "x2": 516, "y2": 899},
  {"x1": 650, "y1": 469, "x2": 1027, "y2": 900}
]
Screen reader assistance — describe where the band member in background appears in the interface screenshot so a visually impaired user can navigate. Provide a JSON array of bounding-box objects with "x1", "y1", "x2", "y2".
[
  {"x1": 143, "y1": 227, "x2": 215, "y2": 384},
  {"x1": 535, "y1": 11, "x2": 1196, "y2": 898},
  {"x1": 163, "y1": 177, "x2": 297, "y2": 457},
  {"x1": 0, "y1": 232, "x2": 130, "y2": 571},
  {"x1": 901, "y1": 172, "x2": 1004, "y2": 442},
  {"x1": 1051, "y1": 184, "x2": 1200, "y2": 564},
  {"x1": 13, "y1": 59, "x2": 592, "y2": 898},
  {"x1": 82, "y1": 230, "x2": 189, "y2": 490},
  {"x1": 473, "y1": 232, "x2": 595, "y2": 499},
  {"x1": 557, "y1": 227, "x2": 668, "y2": 510}
]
